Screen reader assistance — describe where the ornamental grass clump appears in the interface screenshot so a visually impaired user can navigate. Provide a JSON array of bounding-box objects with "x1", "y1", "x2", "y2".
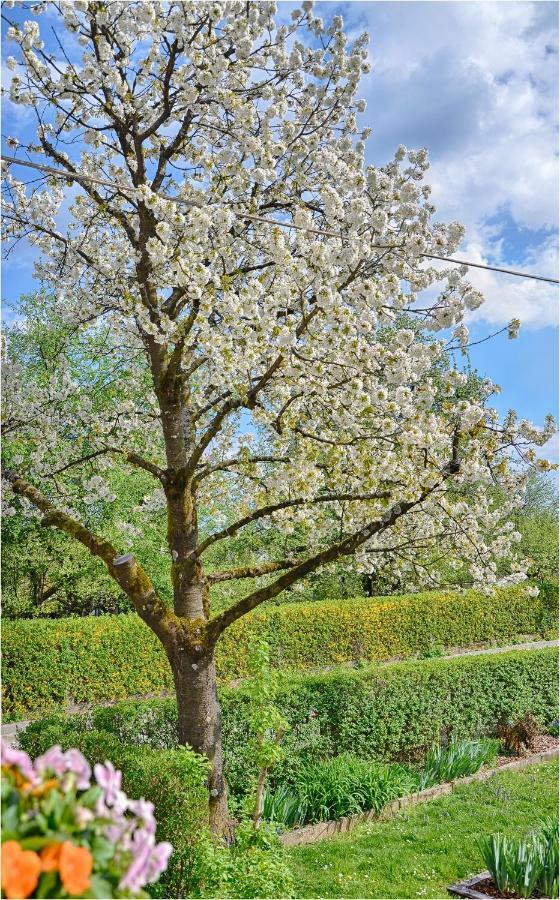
[
  {"x1": 419, "y1": 738, "x2": 499, "y2": 789},
  {"x1": 264, "y1": 753, "x2": 418, "y2": 826},
  {"x1": 480, "y1": 818, "x2": 559, "y2": 899},
  {"x1": 1, "y1": 741, "x2": 172, "y2": 899}
]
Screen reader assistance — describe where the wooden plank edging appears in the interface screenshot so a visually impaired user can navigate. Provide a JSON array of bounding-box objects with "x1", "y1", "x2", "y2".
[
  {"x1": 447, "y1": 871, "x2": 493, "y2": 898},
  {"x1": 279, "y1": 748, "x2": 559, "y2": 848}
]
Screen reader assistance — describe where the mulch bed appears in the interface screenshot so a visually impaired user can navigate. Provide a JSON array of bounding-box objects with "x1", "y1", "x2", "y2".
[
  {"x1": 493, "y1": 734, "x2": 558, "y2": 769},
  {"x1": 470, "y1": 877, "x2": 548, "y2": 898}
]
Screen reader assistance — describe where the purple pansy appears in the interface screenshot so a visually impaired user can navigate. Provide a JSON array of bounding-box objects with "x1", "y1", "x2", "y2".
[
  {"x1": 146, "y1": 842, "x2": 173, "y2": 883},
  {"x1": 35, "y1": 745, "x2": 91, "y2": 789},
  {"x1": 94, "y1": 760, "x2": 122, "y2": 805},
  {"x1": 1, "y1": 741, "x2": 37, "y2": 784},
  {"x1": 64, "y1": 748, "x2": 91, "y2": 789}
]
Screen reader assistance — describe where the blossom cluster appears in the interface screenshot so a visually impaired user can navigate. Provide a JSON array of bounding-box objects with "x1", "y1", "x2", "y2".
[
  {"x1": 1, "y1": 741, "x2": 172, "y2": 899},
  {"x1": 1, "y1": 0, "x2": 556, "y2": 596}
]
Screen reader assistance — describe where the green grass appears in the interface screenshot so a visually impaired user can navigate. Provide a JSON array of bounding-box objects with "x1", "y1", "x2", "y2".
[{"x1": 288, "y1": 761, "x2": 559, "y2": 899}]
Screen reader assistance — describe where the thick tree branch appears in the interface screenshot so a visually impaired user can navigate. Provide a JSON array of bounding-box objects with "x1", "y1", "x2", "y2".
[
  {"x1": 197, "y1": 490, "x2": 393, "y2": 554},
  {"x1": 207, "y1": 558, "x2": 300, "y2": 584},
  {"x1": 207, "y1": 455, "x2": 461, "y2": 639},
  {"x1": 3, "y1": 471, "x2": 172, "y2": 641}
]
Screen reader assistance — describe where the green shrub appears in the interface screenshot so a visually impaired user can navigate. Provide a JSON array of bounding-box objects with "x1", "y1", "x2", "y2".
[
  {"x1": 23, "y1": 648, "x2": 558, "y2": 798},
  {"x1": 480, "y1": 818, "x2": 559, "y2": 899},
  {"x1": 182, "y1": 822, "x2": 294, "y2": 899},
  {"x1": 3, "y1": 584, "x2": 556, "y2": 719},
  {"x1": 221, "y1": 648, "x2": 558, "y2": 789},
  {"x1": 419, "y1": 738, "x2": 499, "y2": 789},
  {"x1": 18, "y1": 724, "x2": 210, "y2": 899},
  {"x1": 18, "y1": 724, "x2": 294, "y2": 899}
]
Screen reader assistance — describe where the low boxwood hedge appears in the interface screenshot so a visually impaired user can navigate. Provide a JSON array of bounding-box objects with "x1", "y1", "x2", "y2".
[
  {"x1": 21, "y1": 647, "x2": 558, "y2": 798},
  {"x1": 3, "y1": 584, "x2": 557, "y2": 719}
]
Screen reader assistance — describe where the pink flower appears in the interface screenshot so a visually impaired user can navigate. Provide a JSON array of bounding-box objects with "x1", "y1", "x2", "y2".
[
  {"x1": 35, "y1": 746, "x2": 91, "y2": 789},
  {"x1": 129, "y1": 798, "x2": 156, "y2": 835},
  {"x1": 93, "y1": 761, "x2": 122, "y2": 806},
  {"x1": 146, "y1": 842, "x2": 173, "y2": 883},
  {"x1": 35, "y1": 745, "x2": 66, "y2": 778},
  {"x1": 1, "y1": 741, "x2": 37, "y2": 784},
  {"x1": 118, "y1": 837, "x2": 152, "y2": 893},
  {"x1": 75, "y1": 805, "x2": 95, "y2": 828},
  {"x1": 64, "y1": 749, "x2": 91, "y2": 790}
]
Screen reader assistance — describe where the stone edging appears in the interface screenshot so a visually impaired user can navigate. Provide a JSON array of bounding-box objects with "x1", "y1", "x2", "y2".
[{"x1": 279, "y1": 748, "x2": 559, "y2": 848}]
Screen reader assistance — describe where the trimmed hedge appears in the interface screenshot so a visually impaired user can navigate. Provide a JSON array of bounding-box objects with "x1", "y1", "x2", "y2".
[
  {"x1": 3, "y1": 584, "x2": 557, "y2": 719},
  {"x1": 21, "y1": 648, "x2": 559, "y2": 797},
  {"x1": 18, "y1": 725, "x2": 210, "y2": 898}
]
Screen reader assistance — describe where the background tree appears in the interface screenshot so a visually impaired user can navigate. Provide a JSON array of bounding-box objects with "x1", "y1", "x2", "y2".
[{"x1": 2, "y1": 1, "x2": 554, "y2": 831}]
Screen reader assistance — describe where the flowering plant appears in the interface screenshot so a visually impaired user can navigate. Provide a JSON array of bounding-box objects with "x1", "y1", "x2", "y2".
[{"x1": 1, "y1": 742, "x2": 172, "y2": 899}]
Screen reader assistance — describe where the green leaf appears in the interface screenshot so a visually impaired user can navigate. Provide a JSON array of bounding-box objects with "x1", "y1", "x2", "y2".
[
  {"x1": 79, "y1": 785, "x2": 103, "y2": 807},
  {"x1": 36, "y1": 871, "x2": 61, "y2": 899},
  {"x1": 91, "y1": 835, "x2": 114, "y2": 867},
  {"x1": 85, "y1": 874, "x2": 114, "y2": 899},
  {"x1": 1, "y1": 804, "x2": 20, "y2": 835}
]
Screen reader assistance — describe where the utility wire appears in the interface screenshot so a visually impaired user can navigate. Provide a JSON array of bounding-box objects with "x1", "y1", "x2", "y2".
[{"x1": 2, "y1": 153, "x2": 558, "y2": 285}]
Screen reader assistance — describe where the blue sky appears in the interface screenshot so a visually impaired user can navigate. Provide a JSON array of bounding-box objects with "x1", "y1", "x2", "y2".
[{"x1": 2, "y1": 1, "x2": 558, "y2": 457}]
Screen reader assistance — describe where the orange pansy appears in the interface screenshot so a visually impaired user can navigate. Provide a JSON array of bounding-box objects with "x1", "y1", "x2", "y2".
[
  {"x1": 59, "y1": 841, "x2": 93, "y2": 896},
  {"x1": 40, "y1": 842, "x2": 62, "y2": 872},
  {"x1": 1, "y1": 840, "x2": 42, "y2": 899}
]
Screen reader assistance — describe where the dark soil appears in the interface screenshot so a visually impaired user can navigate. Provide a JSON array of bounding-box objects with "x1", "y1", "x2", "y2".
[{"x1": 475, "y1": 877, "x2": 548, "y2": 898}]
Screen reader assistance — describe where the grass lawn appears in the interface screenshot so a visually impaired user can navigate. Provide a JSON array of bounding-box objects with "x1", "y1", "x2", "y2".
[{"x1": 287, "y1": 761, "x2": 559, "y2": 899}]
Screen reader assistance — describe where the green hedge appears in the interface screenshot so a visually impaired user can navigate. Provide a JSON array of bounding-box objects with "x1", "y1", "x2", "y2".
[
  {"x1": 18, "y1": 725, "x2": 210, "y2": 898},
  {"x1": 21, "y1": 648, "x2": 559, "y2": 797},
  {"x1": 4, "y1": 584, "x2": 557, "y2": 719}
]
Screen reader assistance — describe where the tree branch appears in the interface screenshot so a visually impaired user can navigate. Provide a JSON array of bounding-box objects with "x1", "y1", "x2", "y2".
[
  {"x1": 3, "y1": 471, "x2": 172, "y2": 641},
  {"x1": 207, "y1": 558, "x2": 300, "y2": 584},
  {"x1": 207, "y1": 455, "x2": 461, "y2": 639},
  {"x1": 197, "y1": 491, "x2": 392, "y2": 554},
  {"x1": 193, "y1": 455, "x2": 290, "y2": 486}
]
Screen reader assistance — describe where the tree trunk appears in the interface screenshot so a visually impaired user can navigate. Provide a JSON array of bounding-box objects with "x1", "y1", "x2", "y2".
[{"x1": 171, "y1": 645, "x2": 230, "y2": 835}]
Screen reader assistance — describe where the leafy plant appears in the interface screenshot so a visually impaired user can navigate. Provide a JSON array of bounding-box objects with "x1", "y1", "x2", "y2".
[
  {"x1": 181, "y1": 821, "x2": 294, "y2": 899},
  {"x1": 243, "y1": 639, "x2": 289, "y2": 825},
  {"x1": 262, "y1": 785, "x2": 306, "y2": 829},
  {"x1": 1, "y1": 741, "x2": 172, "y2": 899},
  {"x1": 419, "y1": 738, "x2": 499, "y2": 788},
  {"x1": 537, "y1": 817, "x2": 559, "y2": 899},
  {"x1": 497, "y1": 712, "x2": 540, "y2": 755},
  {"x1": 264, "y1": 754, "x2": 418, "y2": 826},
  {"x1": 480, "y1": 818, "x2": 559, "y2": 899}
]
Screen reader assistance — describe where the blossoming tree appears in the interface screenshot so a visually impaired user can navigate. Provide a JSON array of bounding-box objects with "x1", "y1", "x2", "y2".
[{"x1": 2, "y1": 1, "x2": 554, "y2": 830}]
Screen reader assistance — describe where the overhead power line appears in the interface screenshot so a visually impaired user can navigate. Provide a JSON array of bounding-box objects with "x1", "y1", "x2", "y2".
[{"x1": 2, "y1": 153, "x2": 558, "y2": 285}]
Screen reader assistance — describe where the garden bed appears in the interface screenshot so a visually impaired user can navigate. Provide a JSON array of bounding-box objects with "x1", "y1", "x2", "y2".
[
  {"x1": 448, "y1": 871, "x2": 553, "y2": 898},
  {"x1": 287, "y1": 762, "x2": 559, "y2": 899},
  {"x1": 280, "y1": 747, "x2": 559, "y2": 847}
]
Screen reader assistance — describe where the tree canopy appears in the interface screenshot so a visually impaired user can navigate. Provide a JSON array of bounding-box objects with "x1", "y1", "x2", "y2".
[{"x1": 1, "y1": 0, "x2": 556, "y2": 828}]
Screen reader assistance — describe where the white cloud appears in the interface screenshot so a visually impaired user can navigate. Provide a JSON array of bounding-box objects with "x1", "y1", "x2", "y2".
[
  {"x1": 339, "y1": 0, "x2": 559, "y2": 328},
  {"x1": 462, "y1": 232, "x2": 559, "y2": 329}
]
